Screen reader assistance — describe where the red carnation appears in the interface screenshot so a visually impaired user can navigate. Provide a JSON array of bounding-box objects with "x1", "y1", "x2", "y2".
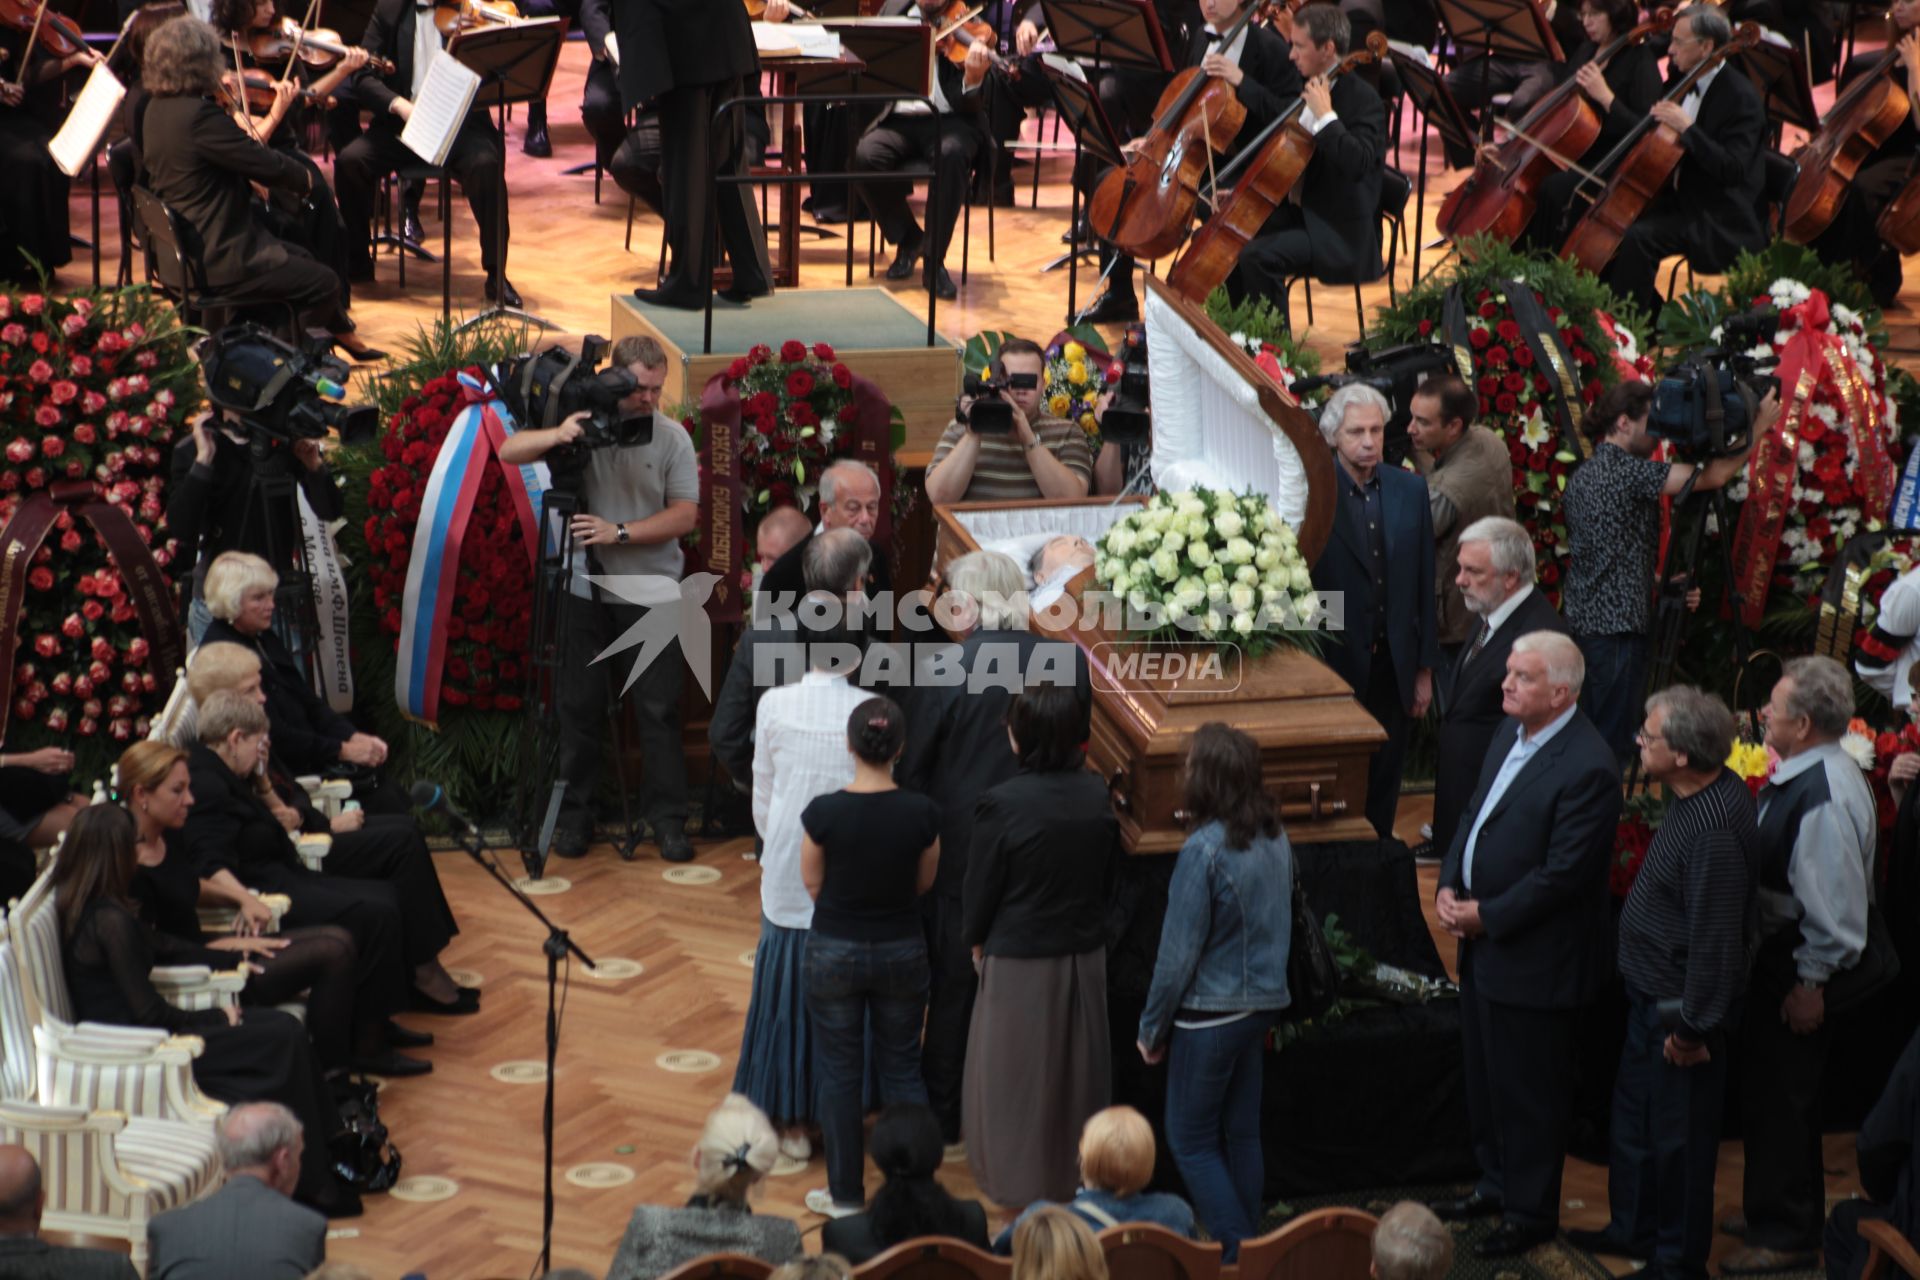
[
  {"x1": 1417, "y1": 319, "x2": 1434, "y2": 336},
  {"x1": 813, "y1": 342, "x2": 836, "y2": 361},
  {"x1": 33, "y1": 634, "x2": 58, "y2": 657},
  {"x1": 727, "y1": 358, "x2": 750, "y2": 380},
  {"x1": 1469, "y1": 329, "x2": 1490, "y2": 349},
  {"x1": 1478, "y1": 302, "x2": 1498, "y2": 319},
  {"x1": 26, "y1": 359, "x2": 51, "y2": 383},
  {"x1": 780, "y1": 340, "x2": 808, "y2": 364},
  {"x1": 1495, "y1": 393, "x2": 1518, "y2": 414},
  {"x1": 786, "y1": 369, "x2": 815, "y2": 398},
  {"x1": 49, "y1": 380, "x2": 77, "y2": 405},
  {"x1": 1485, "y1": 346, "x2": 1509, "y2": 367},
  {"x1": 831, "y1": 363, "x2": 853, "y2": 390},
  {"x1": 59, "y1": 529, "x2": 81, "y2": 552},
  {"x1": 72, "y1": 424, "x2": 96, "y2": 444},
  {"x1": 27, "y1": 566, "x2": 51, "y2": 591},
  {"x1": 1514, "y1": 347, "x2": 1535, "y2": 367},
  {"x1": 748, "y1": 344, "x2": 772, "y2": 364},
  {"x1": 1502, "y1": 373, "x2": 1525, "y2": 392},
  {"x1": 4, "y1": 438, "x2": 29, "y2": 463},
  {"x1": 1496, "y1": 320, "x2": 1521, "y2": 342}
]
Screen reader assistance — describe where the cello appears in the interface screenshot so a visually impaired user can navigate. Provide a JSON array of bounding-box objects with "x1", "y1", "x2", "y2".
[
  {"x1": 1560, "y1": 21, "x2": 1760, "y2": 276},
  {"x1": 1782, "y1": 45, "x2": 1910, "y2": 244},
  {"x1": 1167, "y1": 30, "x2": 1385, "y2": 304},
  {"x1": 1086, "y1": 0, "x2": 1270, "y2": 261},
  {"x1": 1436, "y1": 7, "x2": 1674, "y2": 248},
  {"x1": 1874, "y1": 165, "x2": 1920, "y2": 255}
]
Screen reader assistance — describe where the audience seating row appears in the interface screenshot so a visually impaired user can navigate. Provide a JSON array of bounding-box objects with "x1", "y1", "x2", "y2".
[{"x1": 656, "y1": 1212, "x2": 1380, "y2": 1280}]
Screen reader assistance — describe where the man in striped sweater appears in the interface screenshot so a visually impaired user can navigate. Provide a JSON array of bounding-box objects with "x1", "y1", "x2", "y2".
[{"x1": 1566, "y1": 686, "x2": 1757, "y2": 1277}]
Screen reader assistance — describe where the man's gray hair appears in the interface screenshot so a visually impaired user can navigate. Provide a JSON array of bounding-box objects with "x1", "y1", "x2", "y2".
[
  {"x1": 803, "y1": 527, "x2": 872, "y2": 595},
  {"x1": 1458, "y1": 515, "x2": 1536, "y2": 579},
  {"x1": 945, "y1": 550, "x2": 1029, "y2": 631},
  {"x1": 1645, "y1": 685, "x2": 1735, "y2": 770},
  {"x1": 216, "y1": 1102, "x2": 302, "y2": 1172},
  {"x1": 1781, "y1": 654, "x2": 1854, "y2": 736},
  {"x1": 1318, "y1": 383, "x2": 1393, "y2": 445},
  {"x1": 1371, "y1": 1201, "x2": 1453, "y2": 1280},
  {"x1": 819, "y1": 459, "x2": 879, "y2": 507},
  {"x1": 1685, "y1": 3, "x2": 1731, "y2": 45},
  {"x1": 1512, "y1": 629, "x2": 1585, "y2": 696}
]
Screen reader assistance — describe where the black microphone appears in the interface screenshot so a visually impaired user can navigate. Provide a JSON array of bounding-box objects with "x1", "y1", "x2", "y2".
[{"x1": 409, "y1": 780, "x2": 481, "y2": 838}]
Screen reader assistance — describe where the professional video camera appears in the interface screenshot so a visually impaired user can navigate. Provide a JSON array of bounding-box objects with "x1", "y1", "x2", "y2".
[
  {"x1": 1292, "y1": 342, "x2": 1456, "y2": 463},
  {"x1": 492, "y1": 336, "x2": 648, "y2": 481},
  {"x1": 1100, "y1": 323, "x2": 1151, "y2": 447},
  {"x1": 958, "y1": 367, "x2": 1028, "y2": 435},
  {"x1": 197, "y1": 324, "x2": 379, "y2": 448},
  {"x1": 1648, "y1": 308, "x2": 1782, "y2": 462}
]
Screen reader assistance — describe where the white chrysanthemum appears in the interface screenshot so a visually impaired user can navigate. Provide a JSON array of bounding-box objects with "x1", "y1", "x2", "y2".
[{"x1": 1841, "y1": 731, "x2": 1876, "y2": 772}]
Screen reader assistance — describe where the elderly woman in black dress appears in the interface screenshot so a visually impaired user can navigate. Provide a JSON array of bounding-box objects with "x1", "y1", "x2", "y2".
[
  {"x1": 50, "y1": 803, "x2": 354, "y2": 1215},
  {"x1": 961, "y1": 683, "x2": 1122, "y2": 1208}
]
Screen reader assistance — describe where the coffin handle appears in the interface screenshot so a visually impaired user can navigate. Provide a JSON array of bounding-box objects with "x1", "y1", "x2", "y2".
[{"x1": 1107, "y1": 766, "x2": 1132, "y2": 814}]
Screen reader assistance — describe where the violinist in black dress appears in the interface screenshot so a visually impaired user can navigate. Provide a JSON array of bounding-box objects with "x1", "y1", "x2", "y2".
[{"x1": 0, "y1": 21, "x2": 98, "y2": 283}]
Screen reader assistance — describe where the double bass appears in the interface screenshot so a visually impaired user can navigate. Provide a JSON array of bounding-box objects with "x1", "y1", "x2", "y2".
[
  {"x1": 1560, "y1": 21, "x2": 1760, "y2": 275},
  {"x1": 1086, "y1": 0, "x2": 1270, "y2": 261},
  {"x1": 1782, "y1": 46, "x2": 1911, "y2": 244},
  {"x1": 1436, "y1": 7, "x2": 1674, "y2": 248},
  {"x1": 1167, "y1": 30, "x2": 1385, "y2": 303}
]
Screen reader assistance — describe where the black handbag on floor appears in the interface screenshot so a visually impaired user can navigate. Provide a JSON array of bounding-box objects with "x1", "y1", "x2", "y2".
[
  {"x1": 1283, "y1": 878, "x2": 1338, "y2": 1023},
  {"x1": 331, "y1": 1077, "x2": 403, "y2": 1192}
]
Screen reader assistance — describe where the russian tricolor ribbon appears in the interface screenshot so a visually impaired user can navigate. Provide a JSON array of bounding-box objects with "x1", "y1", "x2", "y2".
[{"x1": 394, "y1": 372, "x2": 550, "y2": 728}]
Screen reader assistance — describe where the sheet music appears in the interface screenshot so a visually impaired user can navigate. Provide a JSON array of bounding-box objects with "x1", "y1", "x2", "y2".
[
  {"x1": 1040, "y1": 51, "x2": 1087, "y2": 82},
  {"x1": 401, "y1": 52, "x2": 480, "y2": 165},
  {"x1": 603, "y1": 30, "x2": 619, "y2": 65},
  {"x1": 1387, "y1": 39, "x2": 1432, "y2": 66},
  {"x1": 48, "y1": 63, "x2": 125, "y2": 178}
]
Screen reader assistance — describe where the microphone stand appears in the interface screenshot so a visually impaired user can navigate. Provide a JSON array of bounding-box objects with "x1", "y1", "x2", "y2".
[{"x1": 446, "y1": 819, "x2": 595, "y2": 1276}]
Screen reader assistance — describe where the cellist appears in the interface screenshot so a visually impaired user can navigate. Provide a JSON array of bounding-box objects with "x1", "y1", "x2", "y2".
[
  {"x1": 1231, "y1": 4, "x2": 1385, "y2": 305},
  {"x1": 1596, "y1": 4, "x2": 1765, "y2": 316},
  {"x1": 1807, "y1": 0, "x2": 1920, "y2": 306},
  {"x1": 1513, "y1": 0, "x2": 1662, "y2": 251},
  {"x1": 1077, "y1": 0, "x2": 1303, "y2": 323}
]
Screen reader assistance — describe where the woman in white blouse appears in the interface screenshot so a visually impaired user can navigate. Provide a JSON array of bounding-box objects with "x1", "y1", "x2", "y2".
[{"x1": 732, "y1": 532, "x2": 875, "y2": 1158}]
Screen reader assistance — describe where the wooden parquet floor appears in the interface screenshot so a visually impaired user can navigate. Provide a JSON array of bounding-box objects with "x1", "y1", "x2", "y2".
[{"x1": 34, "y1": 34, "x2": 1890, "y2": 1279}]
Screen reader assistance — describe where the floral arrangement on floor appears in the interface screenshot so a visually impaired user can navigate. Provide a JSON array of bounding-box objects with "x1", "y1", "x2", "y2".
[
  {"x1": 333, "y1": 318, "x2": 537, "y2": 819},
  {"x1": 1202, "y1": 289, "x2": 1323, "y2": 405},
  {"x1": 1092, "y1": 487, "x2": 1319, "y2": 656},
  {"x1": 0, "y1": 283, "x2": 200, "y2": 778},
  {"x1": 1369, "y1": 236, "x2": 1651, "y2": 609}
]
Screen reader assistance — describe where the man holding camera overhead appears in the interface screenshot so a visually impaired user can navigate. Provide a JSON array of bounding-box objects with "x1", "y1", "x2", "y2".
[
  {"x1": 497, "y1": 336, "x2": 700, "y2": 863},
  {"x1": 923, "y1": 338, "x2": 1094, "y2": 504}
]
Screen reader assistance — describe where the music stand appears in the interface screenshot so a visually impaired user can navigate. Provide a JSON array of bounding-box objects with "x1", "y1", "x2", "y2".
[
  {"x1": 1036, "y1": 61, "x2": 1125, "y2": 322},
  {"x1": 1433, "y1": 0, "x2": 1561, "y2": 146},
  {"x1": 1738, "y1": 29, "x2": 1819, "y2": 137},
  {"x1": 1040, "y1": 0, "x2": 1174, "y2": 75},
  {"x1": 447, "y1": 18, "x2": 566, "y2": 331},
  {"x1": 1389, "y1": 42, "x2": 1478, "y2": 282}
]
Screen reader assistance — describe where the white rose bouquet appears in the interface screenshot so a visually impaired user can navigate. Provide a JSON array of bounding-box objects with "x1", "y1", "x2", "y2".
[{"x1": 1093, "y1": 487, "x2": 1321, "y2": 654}]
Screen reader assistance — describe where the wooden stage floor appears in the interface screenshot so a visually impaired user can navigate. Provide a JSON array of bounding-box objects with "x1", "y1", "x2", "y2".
[{"x1": 38, "y1": 35, "x2": 1890, "y2": 1277}]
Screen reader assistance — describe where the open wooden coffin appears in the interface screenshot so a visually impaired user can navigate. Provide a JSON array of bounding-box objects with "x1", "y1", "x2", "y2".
[{"x1": 931, "y1": 278, "x2": 1385, "y2": 853}]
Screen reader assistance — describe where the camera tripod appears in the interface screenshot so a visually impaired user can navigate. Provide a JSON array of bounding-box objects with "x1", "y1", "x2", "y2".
[
  {"x1": 513, "y1": 483, "x2": 646, "y2": 881},
  {"x1": 221, "y1": 432, "x2": 325, "y2": 681}
]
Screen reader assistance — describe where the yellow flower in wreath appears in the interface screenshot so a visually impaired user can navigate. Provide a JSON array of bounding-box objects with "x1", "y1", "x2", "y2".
[
  {"x1": 1063, "y1": 341, "x2": 1086, "y2": 362},
  {"x1": 1079, "y1": 412, "x2": 1097, "y2": 432},
  {"x1": 1049, "y1": 393, "x2": 1072, "y2": 417},
  {"x1": 1068, "y1": 361, "x2": 1089, "y2": 386}
]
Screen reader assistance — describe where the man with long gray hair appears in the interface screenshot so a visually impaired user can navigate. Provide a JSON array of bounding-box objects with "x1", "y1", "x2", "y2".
[
  {"x1": 1724, "y1": 656, "x2": 1879, "y2": 1274},
  {"x1": 1569, "y1": 686, "x2": 1756, "y2": 1276},
  {"x1": 147, "y1": 1102, "x2": 326, "y2": 1279},
  {"x1": 1310, "y1": 382, "x2": 1440, "y2": 839}
]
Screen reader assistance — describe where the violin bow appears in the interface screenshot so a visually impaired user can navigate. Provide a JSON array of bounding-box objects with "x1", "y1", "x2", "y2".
[{"x1": 12, "y1": 0, "x2": 51, "y2": 88}]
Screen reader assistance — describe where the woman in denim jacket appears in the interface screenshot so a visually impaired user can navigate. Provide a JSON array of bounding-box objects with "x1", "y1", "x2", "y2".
[{"x1": 1136, "y1": 724, "x2": 1294, "y2": 1260}]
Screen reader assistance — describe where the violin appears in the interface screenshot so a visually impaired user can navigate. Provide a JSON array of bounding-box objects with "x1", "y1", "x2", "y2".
[
  {"x1": 1087, "y1": 0, "x2": 1272, "y2": 261},
  {"x1": 926, "y1": 1, "x2": 1018, "y2": 76},
  {"x1": 1560, "y1": 21, "x2": 1761, "y2": 276},
  {"x1": 1436, "y1": 7, "x2": 1674, "y2": 250},
  {"x1": 433, "y1": 0, "x2": 520, "y2": 37},
  {"x1": 1782, "y1": 45, "x2": 1908, "y2": 244},
  {"x1": 220, "y1": 66, "x2": 333, "y2": 114},
  {"x1": 0, "y1": 0, "x2": 91, "y2": 78},
  {"x1": 1168, "y1": 30, "x2": 1385, "y2": 304},
  {"x1": 249, "y1": 17, "x2": 395, "y2": 77}
]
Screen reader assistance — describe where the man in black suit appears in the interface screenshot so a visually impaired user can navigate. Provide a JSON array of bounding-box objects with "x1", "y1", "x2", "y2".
[
  {"x1": 1596, "y1": 4, "x2": 1765, "y2": 317},
  {"x1": 1076, "y1": 0, "x2": 1302, "y2": 322},
  {"x1": 757, "y1": 460, "x2": 893, "y2": 607},
  {"x1": 0, "y1": 1146, "x2": 137, "y2": 1279},
  {"x1": 1430, "y1": 516, "x2": 1567, "y2": 863},
  {"x1": 899, "y1": 549, "x2": 1090, "y2": 1142},
  {"x1": 337, "y1": 0, "x2": 517, "y2": 306},
  {"x1": 1309, "y1": 383, "x2": 1440, "y2": 840},
  {"x1": 614, "y1": 0, "x2": 772, "y2": 309},
  {"x1": 1434, "y1": 630, "x2": 1622, "y2": 1257},
  {"x1": 1231, "y1": 2, "x2": 1385, "y2": 306}
]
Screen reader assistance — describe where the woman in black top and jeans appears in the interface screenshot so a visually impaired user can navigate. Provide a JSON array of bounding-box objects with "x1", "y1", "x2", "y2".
[
  {"x1": 49, "y1": 803, "x2": 353, "y2": 1215},
  {"x1": 800, "y1": 696, "x2": 942, "y2": 1217},
  {"x1": 962, "y1": 684, "x2": 1123, "y2": 1208}
]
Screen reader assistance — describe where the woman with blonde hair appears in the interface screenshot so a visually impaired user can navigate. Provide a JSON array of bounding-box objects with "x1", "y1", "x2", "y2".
[
  {"x1": 606, "y1": 1094, "x2": 803, "y2": 1278},
  {"x1": 992, "y1": 1107, "x2": 1196, "y2": 1252},
  {"x1": 1012, "y1": 1206, "x2": 1109, "y2": 1280},
  {"x1": 118, "y1": 739, "x2": 425, "y2": 1077}
]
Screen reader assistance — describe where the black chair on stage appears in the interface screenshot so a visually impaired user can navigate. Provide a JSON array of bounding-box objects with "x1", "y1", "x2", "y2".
[
  {"x1": 129, "y1": 186, "x2": 298, "y2": 339},
  {"x1": 376, "y1": 163, "x2": 456, "y2": 319}
]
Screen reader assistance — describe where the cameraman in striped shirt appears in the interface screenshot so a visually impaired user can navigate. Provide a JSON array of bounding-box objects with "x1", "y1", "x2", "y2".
[{"x1": 1568, "y1": 686, "x2": 1757, "y2": 1276}]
